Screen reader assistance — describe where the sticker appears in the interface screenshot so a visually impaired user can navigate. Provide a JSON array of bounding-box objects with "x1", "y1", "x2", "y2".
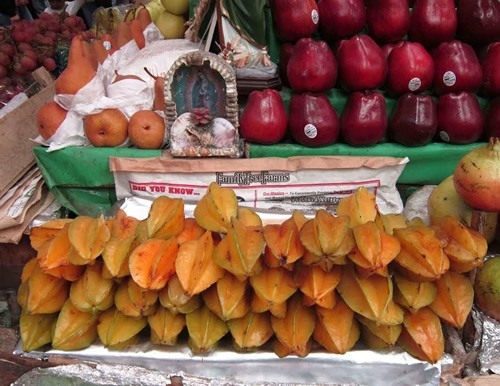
[
  {"x1": 311, "y1": 9, "x2": 319, "y2": 25},
  {"x1": 443, "y1": 71, "x2": 456, "y2": 87},
  {"x1": 439, "y1": 131, "x2": 450, "y2": 142},
  {"x1": 304, "y1": 124, "x2": 317, "y2": 139},
  {"x1": 408, "y1": 77, "x2": 421, "y2": 92}
]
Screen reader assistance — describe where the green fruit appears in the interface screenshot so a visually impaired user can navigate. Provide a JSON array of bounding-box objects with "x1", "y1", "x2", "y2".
[
  {"x1": 474, "y1": 257, "x2": 500, "y2": 321},
  {"x1": 155, "y1": 11, "x2": 186, "y2": 39}
]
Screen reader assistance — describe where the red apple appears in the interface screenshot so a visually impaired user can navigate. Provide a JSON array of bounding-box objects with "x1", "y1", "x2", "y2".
[
  {"x1": 381, "y1": 40, "x2": 404, "y2": 61},
  {"x1": 288, "y1": 93, "x2": 339, "y2": 147},
  {"x1": 239, "y1": 89, "x2": 288, "y2": 145},
  {"x1": 409, "y1": 0, "x2": 457, "y2": 48},
  {"x1": 279, "y1": 42, "x2": 294, "y2": 87},
  {"x1": 340, "y1": 91, "x2": 387, "y2": 146},
  {"x1": 433, "y1": 40, "x2": 483, "y2": 95},
  {"x1": 437, "y1": 92, "x2": 484, "y2": 144},
  {"x1": 389, "y1": 93, "x2": 437, "y2": 146},
  {"x1": 287, "y1": 38, "x2": 337, "y2": 93},
  {"x1": 317, "y1": 0, "x2": 366, "y2": 42},
  {"x1": 484, "y1": 98, "x2": 500, "y2": 139},
  {"x1": 457, "y1": 0, "x2": 500, "y2": 47},
  {"x1": 270, "y1": 0, "x2": 319, "y2": 42},
  {"x1": 482, "y1": 42, "x2": 500, "y2": 97},
  {"x1": 386, "y1": 41, "x2": 434, "y2": 95},
  {"x1": 336, "y1": 35, "x2": 387, "y2": 92},
  {"x1": 366, "y1": 0, "x2": 411, "y2": 43}
]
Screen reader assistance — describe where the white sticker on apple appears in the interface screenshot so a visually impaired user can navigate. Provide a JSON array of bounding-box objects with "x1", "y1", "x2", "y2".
[
  {"x1": 439, "y1": 131, "x2": 450, "y2": 142},
  {"x1": 443, "y1": 71, "x2": 456, "y2": 87},
  {"x1": 311, "y1": 9, "x2": 319, "y2": 25},
  {"x1": 408, "y1": 77, "x2": 421, "y2": 92},
  {"x1": 304, "y1": 124, "x2": 317, "y2": 139}
]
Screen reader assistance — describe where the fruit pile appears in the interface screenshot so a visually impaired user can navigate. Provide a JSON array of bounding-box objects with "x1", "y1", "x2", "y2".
[
  {"x1": 18, "y1": 184, "x2": 488, "y2": 364},
  {"x1": 240, "y1": 0, "x2": 499, "y2": 147},
  {"x1": 36, "y1": 7, "x2": 175, "y2": 150},
  {"x1": 0, "y1": 12, "x2": 92, "y2": 106},
  {"x1": 144, "y1": 0, "x2": 189, "y2": 40}
]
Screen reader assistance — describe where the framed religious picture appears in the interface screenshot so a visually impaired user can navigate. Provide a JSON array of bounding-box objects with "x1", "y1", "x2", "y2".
[{"x1": 164, "y1": 50, "x2": 242, "y2": 158}]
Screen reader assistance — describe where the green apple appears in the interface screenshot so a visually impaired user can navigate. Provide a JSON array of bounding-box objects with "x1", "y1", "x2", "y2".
[
  {"x1": 475, "y1": 257, "x2": 500, "y2": 321},
  {"x1": 155, "y1": 10, "x2": 187, "y2": 39},
  {"x1": 160, "y1": 0, "x2": 189, "y2": 16},
  {"x1": 146, "y1": 1, "x2": 165, "y2": 23}
]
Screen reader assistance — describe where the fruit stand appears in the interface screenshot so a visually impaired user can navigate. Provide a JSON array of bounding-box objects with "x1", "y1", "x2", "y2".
[{"x1": 1, "y1": 0, "x2": 500, "y2": 385}]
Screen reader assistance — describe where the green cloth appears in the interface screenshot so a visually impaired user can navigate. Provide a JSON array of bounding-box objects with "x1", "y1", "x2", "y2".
[
  {"x1": 34, "y1": 146, "x2": 161, "y2": 216},
  {"x1": 221, "y1": 0, "x2": 268, "y2": 48},
  {"x1": 189, "y1": 0, "x2": 280, "y2": 62},
  {"x1": 246, "y1": 142, "x2": 486, "y2": 186}
]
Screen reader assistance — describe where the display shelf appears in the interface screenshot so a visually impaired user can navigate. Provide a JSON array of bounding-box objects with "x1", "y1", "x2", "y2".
[
  {"x1": 246, "y1": 141, "x2": 485, "y2": 185},
  {"x1": 33, "y1": 146, "x2": 162, "y2": 216}
]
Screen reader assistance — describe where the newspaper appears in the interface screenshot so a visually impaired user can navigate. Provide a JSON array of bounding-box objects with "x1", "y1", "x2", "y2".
[{"x1": 111, "y1": 155, "x2": 409, "y2": 218}]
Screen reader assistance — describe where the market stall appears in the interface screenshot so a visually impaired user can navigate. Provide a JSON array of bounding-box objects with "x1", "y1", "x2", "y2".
[{"x1": 0, "y1": 0, "x2": 499, "y2": 385}]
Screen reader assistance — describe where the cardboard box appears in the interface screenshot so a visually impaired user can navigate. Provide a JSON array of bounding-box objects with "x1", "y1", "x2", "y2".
[{"x1": 0, "y1": 68, "x2": 55, "y2": 198}]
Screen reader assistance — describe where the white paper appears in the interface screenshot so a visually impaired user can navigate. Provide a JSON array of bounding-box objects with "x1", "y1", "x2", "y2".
[
  {"x1": 32, "y1": 110, "x2": 90, "y2": 151},
  {"x1": 111, "y1": 156, "x2": 408, "y2": 216},
  {"x1": 106, "y1": 78, "x2": 154, "y2": 118}
]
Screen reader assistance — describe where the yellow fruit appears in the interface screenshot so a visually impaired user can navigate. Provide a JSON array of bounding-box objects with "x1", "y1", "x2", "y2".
[
  {"x1": 160, "y1": 0, "x2": 188, "y2": 15},
  {"x1": 52, "y1": 300, "x2": 99, "y2": 351},
  {"x1": 155, "y1": 11, "x2": 187, "y2": 40},
  {"x1": 148, "y1": 306, "x2": 185, "y2": 346},
  {"x1": 313, "y1": 299, "x2": 360, "y2": 354},
  {"x1": 186, "y1": 305, "x2": 228, "y2": 353}
]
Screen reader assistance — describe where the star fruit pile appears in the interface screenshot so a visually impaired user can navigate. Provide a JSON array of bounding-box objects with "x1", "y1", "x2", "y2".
[{"x1": 18, "y1": 183, "x2": 487, "y2": 363}]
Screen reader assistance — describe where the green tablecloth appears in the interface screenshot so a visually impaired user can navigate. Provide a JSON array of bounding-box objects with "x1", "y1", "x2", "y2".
[
  {"x1": 34, "y1": 142, "x2": 484, "y2": 216},
  {"x1": 34, "y1": 146, "x2": 161, "y2": 216},
  {"x1": 246, "y1": 142, "x2": 485, "y2": 186}
]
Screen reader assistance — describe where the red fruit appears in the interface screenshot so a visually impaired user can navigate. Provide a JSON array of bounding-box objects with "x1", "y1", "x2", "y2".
[
  {"x1": 39, "y1": 12, "x2": 52, "y2": 20},
  {"x1": 482, "y1": 42, "x2": 500, "y2": 97},
  {"x1": 0, "y1": 65, "x2": 7, "y2": 79},
  {"x1": 12, "y1": 61, "x2": 27, "y2": 75},
  {"x1": 43, "y1": 57, "x2": 57, "y2": 72},
  {"x1": 409, "y1": 0, "x2": 457, "y2": 48},
  {"x1": 317, "y1": 0, "x2": 366, "y2": 42},
  {"x1": 44, "y1": 31, "x2": 57, "y2": 42},
  {"x1": 483, "y1": 98, "x2": 500, "y2": 139},
  {"x1": 23, "y1": 50, "x2": 38, "y2": 61},
  {"x1": 47, "y1": 21, "x2": 60, "y2": 33},
  {"x1": 17, "y1": 42, "x2": 31, "y2": 53},
  {"x1": 33, "y1": 34, "x2": 45, "y2": 44},
  {"x1": 433, "y1": 40, "x2": 483, "y2": 95},
  {"x1": 0, "y1": 43, "x2": 16, "y2": 57},
  {"x1": 0, "y1": 52, "x2": 11, "y2": 67},
  {"x1": 11, "y1": 29, "x2": 27, "y2": 43},
  {"x1": 287, "y1": 38, "x2": 337, "y2": 93},
  {"x1": 457, "y1": 0, "x2": 500, "y2": 47},
  {"x1": 288, "y1": 92, "x2": 339, "y2": 147},
  {"x1": 366, "y1": 0, "x2": 411, "y2": 43},
  {"x1": 239, "y1": 89, "x2": 288, "y2": 145},
  {"x1": 20, "y1": 55, "x2": 37, "y2": 71},
  {"x1": 279, "y1": 42, "x2": 294, "y2": 87},
  {"x1": 0, "y1": 77, "x2": 11, "y2": 87},
  {"x1": 271, "y1": 0, "x2": 319, "y2": 42},
  {"x1": 437, "y1": 92, "x2": 484, "y2": 144},
  {"x1": 336, "y1": 35, "x2": 387, "y2": 92},
  {"x1": 64, "y1": 16, "x2": 78, "y2": 28},
  {"x1": 340, "y1": 90, "x2": 387, "y2": 146},
  {"x1": 381, "y1": 40, "x2": 405, "y2": 61},
  {"x1": 389, "y1": 93, "x2": 438, "y2": 146},
  {"x1": 386, "y1": 41, "x2": 434, "y2": 95},
  {"x1": 24, "y1": 27, "x2": 37, "y2": 40}
]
